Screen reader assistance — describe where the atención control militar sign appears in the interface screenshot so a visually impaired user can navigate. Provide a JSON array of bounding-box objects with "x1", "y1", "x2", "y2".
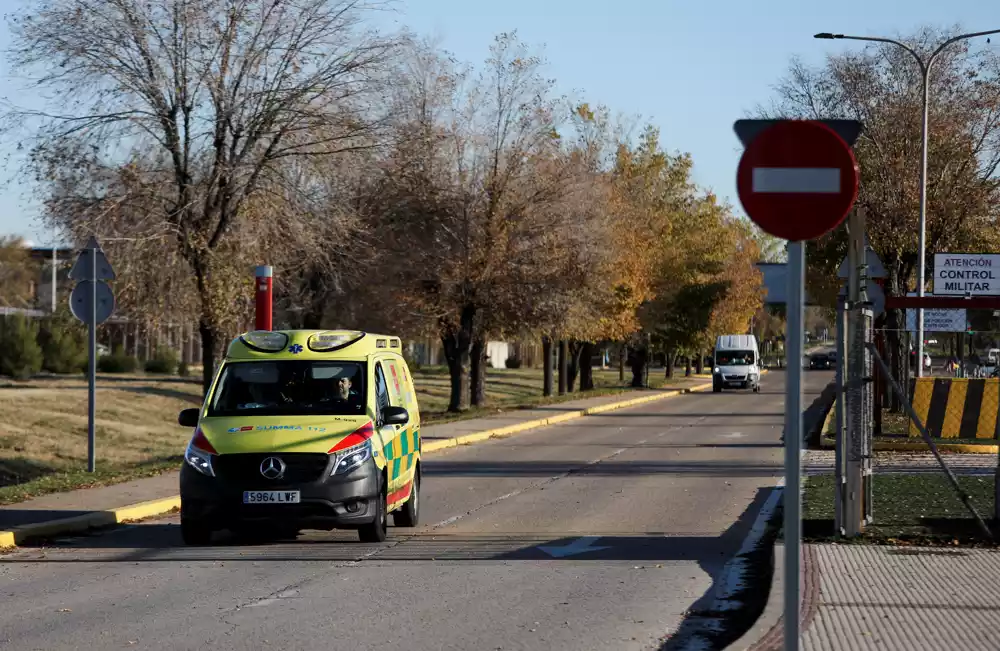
[{"x1": 933, "y1": 253, "x2": 1000, "y2": 296}]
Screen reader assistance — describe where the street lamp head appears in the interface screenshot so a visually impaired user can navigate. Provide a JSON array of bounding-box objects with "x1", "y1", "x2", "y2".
[{"x1": 814, "y1": 33, "x2": 843, "y2": 40}]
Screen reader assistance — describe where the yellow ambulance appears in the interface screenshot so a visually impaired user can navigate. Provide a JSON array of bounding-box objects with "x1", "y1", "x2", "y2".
[{"x1": 177, "y1": 330, "x2": 421, "y2": 545}]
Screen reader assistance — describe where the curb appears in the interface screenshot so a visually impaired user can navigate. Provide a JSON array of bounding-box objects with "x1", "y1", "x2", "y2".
[
  {"x1": 0, "y1": 497, "x2": 180, "y2": 549},
  {"x1": 421, "y1": 382, "x2": 713, "y2": 453},
  {"x1": 819, "y1": 400, "x2": 998, "y2": 454},
  {"x1": 1, "y1": 381, "x2": 716, "y2": 549},
  {"x1": 818, "y1": 433, "x2": 999, "y2": 454},
  {"x1": 725, "y1": 542, "x2": 784, "y2": 651}
]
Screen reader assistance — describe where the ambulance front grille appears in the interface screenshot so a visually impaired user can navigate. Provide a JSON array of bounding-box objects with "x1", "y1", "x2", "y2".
[{"x1": 214, "y1": 453, "x2": 331, "y2": 485}]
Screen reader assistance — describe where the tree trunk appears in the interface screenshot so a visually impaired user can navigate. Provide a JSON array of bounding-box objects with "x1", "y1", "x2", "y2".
[
  {"x1": 685, "y1": 355, "x2": 692, "y2": 377},
  {"x1": 198, "y1": 318, "x2": 216, "y2": 398},
  {"x1": 665, "y1": 350, "x2": 675, "y2": 379},
  {"x1": 580, "y1": 342, "x2": 595, "y2": 391},
  {"x1": 441, "y1": 304, "x2": 475, "y2": 412},
  {"x1": 567, "y1": 341, "x2": 584, "y2": 392},
  {"x1": 542, "y1": 336, "x2": 554, "y2": 397},
  {"x1": 558, "y1": 340, "x2": 568, "y2": 395},
  {"x1": 618, "y1": 343, "x2": 626, "y2": 382},
  {"x1": 470, "y1": 337, "x2": 487, "y2": 407},
  {"x1": 884, "y1": 306, "x2": 906, "y2": 412},
  {"x1": 695, "y1": 352, "x2": 705, "y2": 375},
  {"x1": 630, "y1": 346, "x2": 647, "y2": 387}
]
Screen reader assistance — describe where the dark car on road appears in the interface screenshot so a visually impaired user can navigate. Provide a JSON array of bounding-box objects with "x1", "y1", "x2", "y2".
[{"x1": 809, "y1": 353, "x2": 833, "y2": 370}]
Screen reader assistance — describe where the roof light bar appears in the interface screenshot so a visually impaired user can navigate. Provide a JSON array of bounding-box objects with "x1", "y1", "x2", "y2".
[
  {"x1": 240, "y1": 330, "x2": 289, "y2": 352},
  {"x1": 309, "y1": 330, "x2": 366, "y2": 352}
]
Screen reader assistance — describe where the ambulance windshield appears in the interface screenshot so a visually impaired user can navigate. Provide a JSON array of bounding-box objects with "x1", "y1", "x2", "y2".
[{"x1": 208, "y1": 360, "x2": 366, "y2": 417}]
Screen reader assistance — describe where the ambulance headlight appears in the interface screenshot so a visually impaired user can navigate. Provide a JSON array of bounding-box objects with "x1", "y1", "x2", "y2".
[
  {"x1": 332, "y1": 440, "x2": 372, "y2": 475},
  {"x1": 714, "y1": 367, "x2": 721, "y2": 374}
]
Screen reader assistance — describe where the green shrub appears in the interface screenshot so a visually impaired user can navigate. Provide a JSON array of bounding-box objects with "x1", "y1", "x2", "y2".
[
  {"x1": 177, "y1": 360, "x2": 190, "y2": 377},
  {"x1": 0, "y1": 314, "x2": 43, "y2": 380},
  {"x1": 144, "y1": 347, "x2": 178, "y2": 375},
  {"x1": 97, "y1": 346, "x2": 139, "y2": 373},
  {"x1": 37, "y1": 311, "x2": 87, "y2": 374}
]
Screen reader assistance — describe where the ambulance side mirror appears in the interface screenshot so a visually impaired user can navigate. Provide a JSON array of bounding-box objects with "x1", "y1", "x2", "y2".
[
  {"x1": 178, "y1": 408, "x2": 200, "y2": 428},
  {"x1": 383, "y1": 406, "x2": 409, "y2": 425}
]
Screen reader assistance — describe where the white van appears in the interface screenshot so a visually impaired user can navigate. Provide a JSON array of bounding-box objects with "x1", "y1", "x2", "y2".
[{"x1": 713, "y1": 334, "x2": 761, "y2": 393}]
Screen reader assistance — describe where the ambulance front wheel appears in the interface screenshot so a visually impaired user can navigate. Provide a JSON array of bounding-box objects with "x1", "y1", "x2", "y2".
[{"x1": 358, "y1": 474, "x2": 388, "y2": 543}]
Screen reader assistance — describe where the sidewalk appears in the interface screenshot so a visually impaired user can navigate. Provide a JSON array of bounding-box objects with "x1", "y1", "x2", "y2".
[
  {"x1": 0, "y1": 377, "x2": 711, "y2": 543},
  {"x1": 734, "y1": 542, "x2": 1000, "y2": 650},
  {"x1": 805, "y1": 449, "x2": 997, "y2": 476}
]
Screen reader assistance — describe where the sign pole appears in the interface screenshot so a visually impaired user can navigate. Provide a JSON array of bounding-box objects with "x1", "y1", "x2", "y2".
[
  {"x1": 68, "y1": 235, "x2": 116, "y2": 473},
  {"x1": 784, "y1": 240, "x2": 805, "y2": 650},
  {"x1": 733, "y1": 119, "x2": 862, "y2": 650},
  {"x1": 88, "y1": 245, "x2": 97, "y2": 473}
]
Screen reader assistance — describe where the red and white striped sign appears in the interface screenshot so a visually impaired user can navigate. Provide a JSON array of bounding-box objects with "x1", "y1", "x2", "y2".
[{"x1": 736, "y1": 120, "x2": 859, "y2": 241}]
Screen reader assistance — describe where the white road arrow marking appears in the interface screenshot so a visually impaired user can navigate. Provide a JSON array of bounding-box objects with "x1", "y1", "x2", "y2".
[
  {"x1": 538, "y1": 536, "x2": 610, "y2": 558},
  {"x1": 721, "y1": 432, "x2": 745, "y2": 438}
]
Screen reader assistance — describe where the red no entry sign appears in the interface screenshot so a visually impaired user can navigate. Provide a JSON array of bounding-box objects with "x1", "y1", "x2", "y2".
[{"x1": 736, "y1": 120, "x2": 859, "y2": 241}]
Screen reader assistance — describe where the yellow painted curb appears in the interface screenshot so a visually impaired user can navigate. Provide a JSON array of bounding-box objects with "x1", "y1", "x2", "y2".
[
  {"x1": 873, "y1": 441, "x2": 999, "y2": 454},
  {"x1": 423, "y1": 382, "x2": 713, "y2": 453},
  {"x1": 0, "y1": 497, "x2": 182, "y2": 550},
  {"x1": 819, "y1": 433, "x2": 998, "y2": 454},
  {"x1": 1, "y1": 381, "x2": 718, "y2": 549},
  {"x1": 113, "y1": 496, "x2": 181, "y2": 523},
  {"x1": 0, "y1": 531, "x2": 14, "y2": 549}
]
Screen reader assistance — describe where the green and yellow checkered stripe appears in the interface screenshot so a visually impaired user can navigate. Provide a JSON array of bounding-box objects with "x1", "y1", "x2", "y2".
[
  {"x1": 383, "y1": 427, "x2": 421, "y2": 480},
  {"x1": 908, "y1": 378, "x2": 1000, "y2": 439}
]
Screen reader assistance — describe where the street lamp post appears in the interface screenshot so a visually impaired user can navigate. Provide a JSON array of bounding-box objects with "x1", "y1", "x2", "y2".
[{"x1": 814, "y1": 29, "x2": 1000, "y2": 377}]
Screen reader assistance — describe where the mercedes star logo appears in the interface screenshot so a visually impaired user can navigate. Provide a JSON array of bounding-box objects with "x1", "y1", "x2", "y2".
[{"x1": 260, "y1": 456, "x2": 286, "y2": 480}]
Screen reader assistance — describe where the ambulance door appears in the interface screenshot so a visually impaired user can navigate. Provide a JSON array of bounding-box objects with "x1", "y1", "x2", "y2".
[
  {"x1": 374, "y1": 359, "x2": 406, "y2": 498},
  {"x1": 382, "y1": 356, "x2": 417, "y2": 489}
]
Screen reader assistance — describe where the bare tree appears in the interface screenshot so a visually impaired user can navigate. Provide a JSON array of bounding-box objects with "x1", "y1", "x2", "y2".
[
  {"x1": 367, "y1": 33, "x2": 605, "y2": 411},
  {"x1": 8, "y1": 0, "x2": 399, "y2": 392},
  {"x1": 761, "y1": 27, "x2": 1000, "y2": 408}
]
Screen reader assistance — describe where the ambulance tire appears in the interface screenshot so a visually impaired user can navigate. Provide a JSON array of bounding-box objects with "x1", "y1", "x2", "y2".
[
  {"x1": 358, "y1": 474, "x2": 388, "y2": 543},
  {"x1": 393, "y1": 464, "x2": 420, "y2": 528}
]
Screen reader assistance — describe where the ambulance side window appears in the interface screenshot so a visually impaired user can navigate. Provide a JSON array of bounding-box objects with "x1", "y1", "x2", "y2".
[{"x1": 374, "y1": 363, "x2": 391, "y2": 425}]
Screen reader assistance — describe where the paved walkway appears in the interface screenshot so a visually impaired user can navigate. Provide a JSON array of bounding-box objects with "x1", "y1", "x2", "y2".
[
  {"x1": 805, "y1": 449, "x2": 997, "y2": 476},
  {"x1": 802, "y1": 543, "x2": 1000, "y2": 650},
  {"x1": 743, "y1": 542, "x2": 1000, "y2": 651},
  {"x1": 0, "y1": 378, "x2": 709, "y2": 531}
]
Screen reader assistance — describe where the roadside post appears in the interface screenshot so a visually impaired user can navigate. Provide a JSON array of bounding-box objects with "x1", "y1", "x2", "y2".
[
  {"x1": 835, "y1": 228, "x2": 886, "y2": 534},
  {"x1": 734, "y1": 118, "x2": 861, "y2": 650},
  {"x1": 255, "y1": 265, "x2": 273, "y2": 331},
  {"x1": 68, "y1": 236, "x2": 116, "y2": 473}
]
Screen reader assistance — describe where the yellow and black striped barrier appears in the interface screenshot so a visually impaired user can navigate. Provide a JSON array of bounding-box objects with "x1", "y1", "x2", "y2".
[{"x1": 908, "y1": 377, "x2": 1000, "y2": 439}]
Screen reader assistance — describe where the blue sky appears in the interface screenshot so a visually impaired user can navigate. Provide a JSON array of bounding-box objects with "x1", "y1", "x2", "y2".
[{"x1": 0, "y1": 0, "x2": 995, "y2": 245}]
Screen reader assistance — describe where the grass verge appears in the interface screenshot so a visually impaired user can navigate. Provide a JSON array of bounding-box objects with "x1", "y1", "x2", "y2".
[
  {"x1": 0, "y1": 366, "x2": 706, "y2": 505},
  {"x1": 803, "y1": 472, "x2": 998, "y2": 544}
]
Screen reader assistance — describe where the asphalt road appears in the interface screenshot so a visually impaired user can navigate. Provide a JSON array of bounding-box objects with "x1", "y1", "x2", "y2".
[{"x1": 0, "y1": 371, "x2": 831, "y2": 651}]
